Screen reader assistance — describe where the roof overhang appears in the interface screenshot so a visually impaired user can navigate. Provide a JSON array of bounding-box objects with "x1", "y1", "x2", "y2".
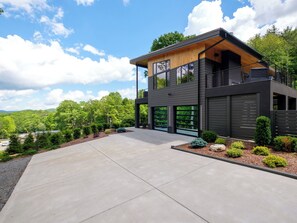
[{"x1": 130, "y1": 28, "x2": 264, "y2": 68}]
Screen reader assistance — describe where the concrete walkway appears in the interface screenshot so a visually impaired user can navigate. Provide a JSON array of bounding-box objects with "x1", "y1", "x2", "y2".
[{"x1": 0, "y1": 128, "x2": 297, "y2": 223}]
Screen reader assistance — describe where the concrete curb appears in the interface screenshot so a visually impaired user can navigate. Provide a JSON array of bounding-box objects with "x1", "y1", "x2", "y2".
[{"x1": 171, "y1": 144, "x2": 297, "y2": 180}]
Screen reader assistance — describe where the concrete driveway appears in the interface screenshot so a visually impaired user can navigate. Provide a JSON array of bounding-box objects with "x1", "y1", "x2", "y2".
[{"x1": 0, "y1": 128, "x2": 296, "y2": 223}]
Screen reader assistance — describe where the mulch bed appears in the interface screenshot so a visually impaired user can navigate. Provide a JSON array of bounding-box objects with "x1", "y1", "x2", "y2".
[{"x1": 174, "y1": 140, "x2": 297, "y2": 176}]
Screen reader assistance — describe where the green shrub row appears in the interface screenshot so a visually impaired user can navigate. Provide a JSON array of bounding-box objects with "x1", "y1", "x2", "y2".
[
  {"x1": 226, "y1": 148, "x2": 243, "y2": 158},
  {"x1": 262, "y1": 155, "x2": 288, "y2": 168}
]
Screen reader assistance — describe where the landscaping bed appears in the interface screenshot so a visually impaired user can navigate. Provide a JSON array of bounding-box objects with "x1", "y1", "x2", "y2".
[{"x1": 173, "y1": 140, "x2": 297, "y2": 176}]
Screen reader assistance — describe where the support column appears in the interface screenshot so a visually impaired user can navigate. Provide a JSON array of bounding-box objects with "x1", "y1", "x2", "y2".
[
  {"x1": 168, "y1": 106, "x2": 174, "y2": 133},
  {"x1": 135, "y1": 103, "x2": 140, "y2": 128},
  {"x1": 136, "y1": 65, "x2": 139, "y2": 99}
]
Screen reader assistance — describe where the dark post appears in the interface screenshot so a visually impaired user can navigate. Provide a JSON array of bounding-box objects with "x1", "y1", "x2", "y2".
[{"x1": 136, "y1": 65, "x2": 139, "y2": 99}]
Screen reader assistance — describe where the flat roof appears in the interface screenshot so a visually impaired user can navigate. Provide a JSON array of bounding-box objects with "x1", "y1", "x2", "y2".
[{"x1": 130, "y1": 28, "x2": 263, "y2": 67}]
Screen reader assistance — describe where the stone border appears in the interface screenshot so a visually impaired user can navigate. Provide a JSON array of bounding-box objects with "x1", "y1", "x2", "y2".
[{"x1": 171, "y1": 144, "x2": 297, "y2": 180}]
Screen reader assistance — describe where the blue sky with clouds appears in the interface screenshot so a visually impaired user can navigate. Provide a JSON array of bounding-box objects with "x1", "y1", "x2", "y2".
[{"x1": 0, "y1": 0, "x2": 296, "y2": 110}]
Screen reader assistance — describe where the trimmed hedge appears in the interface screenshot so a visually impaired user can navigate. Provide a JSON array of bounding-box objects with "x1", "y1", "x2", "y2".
[
  {"x1": 255, "y1": 116, "x2": 271, "y2": 146},
  {"x1": 202, "y1": 130, "x2": 217, "y2": 143},
  {"x1": 35, "y1": 133, "x2": 51, "y2": 150},
  {"x1": 252, "y1": 146, "x2": 270, "y2": 156},
  {"x1": 263, "y1": 155, "x2": 288, "y2": 168},
  {"x1": 83, "y1": 126, "x2": 91, "y2": 136},
  {"x1": 64, "y1": 130, "x2": 73, "y2": 142},
  {"x1": 190, "y1": 138, "x2": 207, "y2": 148},
  {"x1": 22, "y1": 133, "x2": 35, "y2": 151}
]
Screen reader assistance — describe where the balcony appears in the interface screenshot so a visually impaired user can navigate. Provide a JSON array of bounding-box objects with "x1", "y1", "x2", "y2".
[
  {"x1": 206, "y1": 67, "x2": 297, "y2": 89},
  {"x1": 135, "y1": 88, "x2": 148, "y2": 104}
]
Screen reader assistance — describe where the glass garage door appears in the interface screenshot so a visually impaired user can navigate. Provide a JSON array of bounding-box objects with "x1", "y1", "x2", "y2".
[
  {"x1": 175, "y1": 105, "x2": 198, "y2": 137},
  {"x1": 153, "y1": 106, "x2": 168, "y2": 131}
]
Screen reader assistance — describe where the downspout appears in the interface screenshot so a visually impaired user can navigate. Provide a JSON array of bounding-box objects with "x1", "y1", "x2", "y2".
[{"x1": 197, "y1": 37, "x2": 226, "y2": 137}]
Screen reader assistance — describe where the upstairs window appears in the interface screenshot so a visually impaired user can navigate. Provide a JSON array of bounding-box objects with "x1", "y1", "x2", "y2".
[
  {"x1": 153, "y1": 60, "x2": 170, "y2": 89},
  {"x1": 176, "y1": 63, "x2": 194, "y2": 85}
]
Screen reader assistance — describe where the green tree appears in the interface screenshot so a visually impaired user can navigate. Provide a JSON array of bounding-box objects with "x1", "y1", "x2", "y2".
[
  {"x1": 0, "y1": 8, "x2": 4, "y2": 15},
  {"x1": 248, "y1": 27, "x2": 297, "y2": 77},
  {"x1": 7, "y1": 134, "x2": 22, "y2": 154},
  {"x1": 55, "y1": 100, "x2": 87, "y2": 130},
  {"x1": 23, "y1": 133, "x2": 35, "y2": 151},
  {"x1": 0, "y1": 116, "x2": 16, "y2": 134},
  {"x1": 150, "y1": 31, "x2": 195, "y2": 52}
]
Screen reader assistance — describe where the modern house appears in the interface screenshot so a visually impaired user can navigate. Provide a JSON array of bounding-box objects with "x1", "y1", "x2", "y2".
[{"x1": 130, "y1": 28, "x2": 297, "y2": 139}]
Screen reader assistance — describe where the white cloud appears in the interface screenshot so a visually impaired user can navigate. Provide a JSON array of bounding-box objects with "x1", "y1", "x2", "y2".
[
  {"x1": 0, "y1": 89, "x2": 37, "y2": 101},
  {"x1": 97, "y1": 90, "x2": 109, "y2": 100},
  {"x1": 40, "y1": 8, "x2": 73, "y2": 37},
  {"x1": 117, "y1": 87, "x2": 135, "y2": 99},
  {"x1": 83, "y1": 44, "x2": 105, "y2": 57},
  {"x1": 0, "y1": 35, "x2": 135, "y2": 90},
  {"x1": 66, "y1": 47, "x2": 80, "y2": 55},
  {"x1": 75, "y1": 0, "x2": 94, "y2": 6},
  {"x1": 0, "y1": 0, "x2": 51, "y2": 14},
  {"x1": 33, "y1": 31, "x2": 43, "y2": 42},
  {"x1": 123, "y1": 0, "x2": 130, "y2": 6},
  {"x1": 184, "y1": 0, "x2": 297, "y2": 42},
  {"x1": 45, "y1": 88, "x2": 94, "y2": 106}
]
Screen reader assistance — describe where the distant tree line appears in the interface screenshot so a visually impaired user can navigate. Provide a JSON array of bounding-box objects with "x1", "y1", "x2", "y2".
[{"x1": 0, "y1": 92, "x2": 147, "y2": 139}]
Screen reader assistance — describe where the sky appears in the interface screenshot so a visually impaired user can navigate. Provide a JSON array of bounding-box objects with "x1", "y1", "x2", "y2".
[{"x1": 0, "y1": 0, "x2": 296, "y2": 111}]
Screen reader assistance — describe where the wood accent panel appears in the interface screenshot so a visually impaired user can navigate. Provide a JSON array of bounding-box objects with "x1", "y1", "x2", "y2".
[{"x1": 147, "y1": 44, "x2": 205, "y2": 77}]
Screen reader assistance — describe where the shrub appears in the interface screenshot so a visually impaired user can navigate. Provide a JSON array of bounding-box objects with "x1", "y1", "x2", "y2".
[
  {"x1": 7, "y1": 134, "x2": 22, "y2": 154},
  {"x1": 22, "y1": 133, "x2": 35, "y2": 151},
  {"x1": 202, "y1": 130, "x2": 217, "y2": 143},
  {"x1": 231, "y1": 141, "x2": 245, "y2": 150},
  {"x1": 104, "y1": 129, "x2": 112, "y2": 134},
  {"x1": 91, "y1": 124, "x2": 98, "y2": 134},
  {"x1": 254, "y1": 116, "x2": 272, "y2": 146},
  {"x1": 190, "y1": 138, "x2": 207, "y2": 148},
  {"x1": 292, "y1": 138, "x2": 297, "y2": 152},
  {"x1": 63, "y1": 130, "x2": 73, "y2": 142},
  {"x1": 35, "y1": 133, "x2": 51, "y2": 150},
  {"x1": 252, "y1": 146, "x2": 270, "y2": 156},
  {"x1": 50, "y1": 132, "x2": 63, "y2": 146},
  {"x1": 83, "y1": 126, "x2": 91, "y2": 137},
  {"x1": 22, "y1": 149, "x2": 37, "y2": 156},
  {"x1": 273, "y1": 136, "x2": 296, "y2": 152},
  {"x1": 103, "y1": 123, "x2": 109, "y2": 131},
  {"x1": 215, "y1": 137, "x2": 226, "y2": 145},
  {"x1": 113, "y1": 122, "x2": 121, "y2": 129},
  {"x1": 0, "y1": 151, "x2": 12, "y2": 162},
  {"x1": 73, "y1": 128, "x2": 81, "y2": 139},
  {"x1": 226, "y1": 148, "x2": 243, "y2": 158},
  {"x1": 97, "y1": 124, "x2": 103, "y2": 132},
  {"x1": 263, "y1": 155, "x2": 288, "y2": 168},
  {"x1": 116, "y1": 127, "x2": 126, "y2": 133}
]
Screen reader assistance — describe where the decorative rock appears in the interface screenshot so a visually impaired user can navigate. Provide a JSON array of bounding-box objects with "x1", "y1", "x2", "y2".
[{"x1": 209, "y1": 144, "x2": 226, "y2": 152}]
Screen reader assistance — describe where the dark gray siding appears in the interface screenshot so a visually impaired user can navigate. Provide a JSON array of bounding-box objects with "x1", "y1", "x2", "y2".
[
  {"x1": 148, "y1": 61, "x2": 199, "y2": 107},
  {"x1": 208, "y1": 97, "x2": 227, "y2": 135},
  {"x1": 231, "y1": 94, "x2": 258, "y2": 139}
]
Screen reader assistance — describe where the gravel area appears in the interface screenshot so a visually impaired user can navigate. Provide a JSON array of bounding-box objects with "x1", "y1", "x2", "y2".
[{"x1": 0, "y1": 156, "x2": 31, "y2": 211}]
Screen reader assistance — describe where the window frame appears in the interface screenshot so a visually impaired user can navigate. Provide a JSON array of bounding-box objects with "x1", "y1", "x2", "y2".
[
  {"x1": 153, "y1": 60, "x2": 170, "y2": 90},
  {"x1": 176, "y1": 62, "x2": 195, "y2": 85}
]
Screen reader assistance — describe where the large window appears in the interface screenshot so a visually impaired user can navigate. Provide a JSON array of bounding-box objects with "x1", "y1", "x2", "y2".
[
  {"x1": 153, "y1": 60, "x2": 170, "y2": 89},
  {"x1": 176, "y1": 63, "x2": 194, "y2": 85}
]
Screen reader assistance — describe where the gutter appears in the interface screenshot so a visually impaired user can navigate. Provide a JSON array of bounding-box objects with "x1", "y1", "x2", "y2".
[{"x1": 197, "y1": 37, "x2": 226, "y2": 137}]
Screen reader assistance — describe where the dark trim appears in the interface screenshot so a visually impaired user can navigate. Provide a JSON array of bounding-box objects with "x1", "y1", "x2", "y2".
[
  {"x1": 171, "y1": 145, "x2": 297, "y2": 180},
  {"x1": 136, "y1": 65, "x2": 139, "y2": 99}
]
